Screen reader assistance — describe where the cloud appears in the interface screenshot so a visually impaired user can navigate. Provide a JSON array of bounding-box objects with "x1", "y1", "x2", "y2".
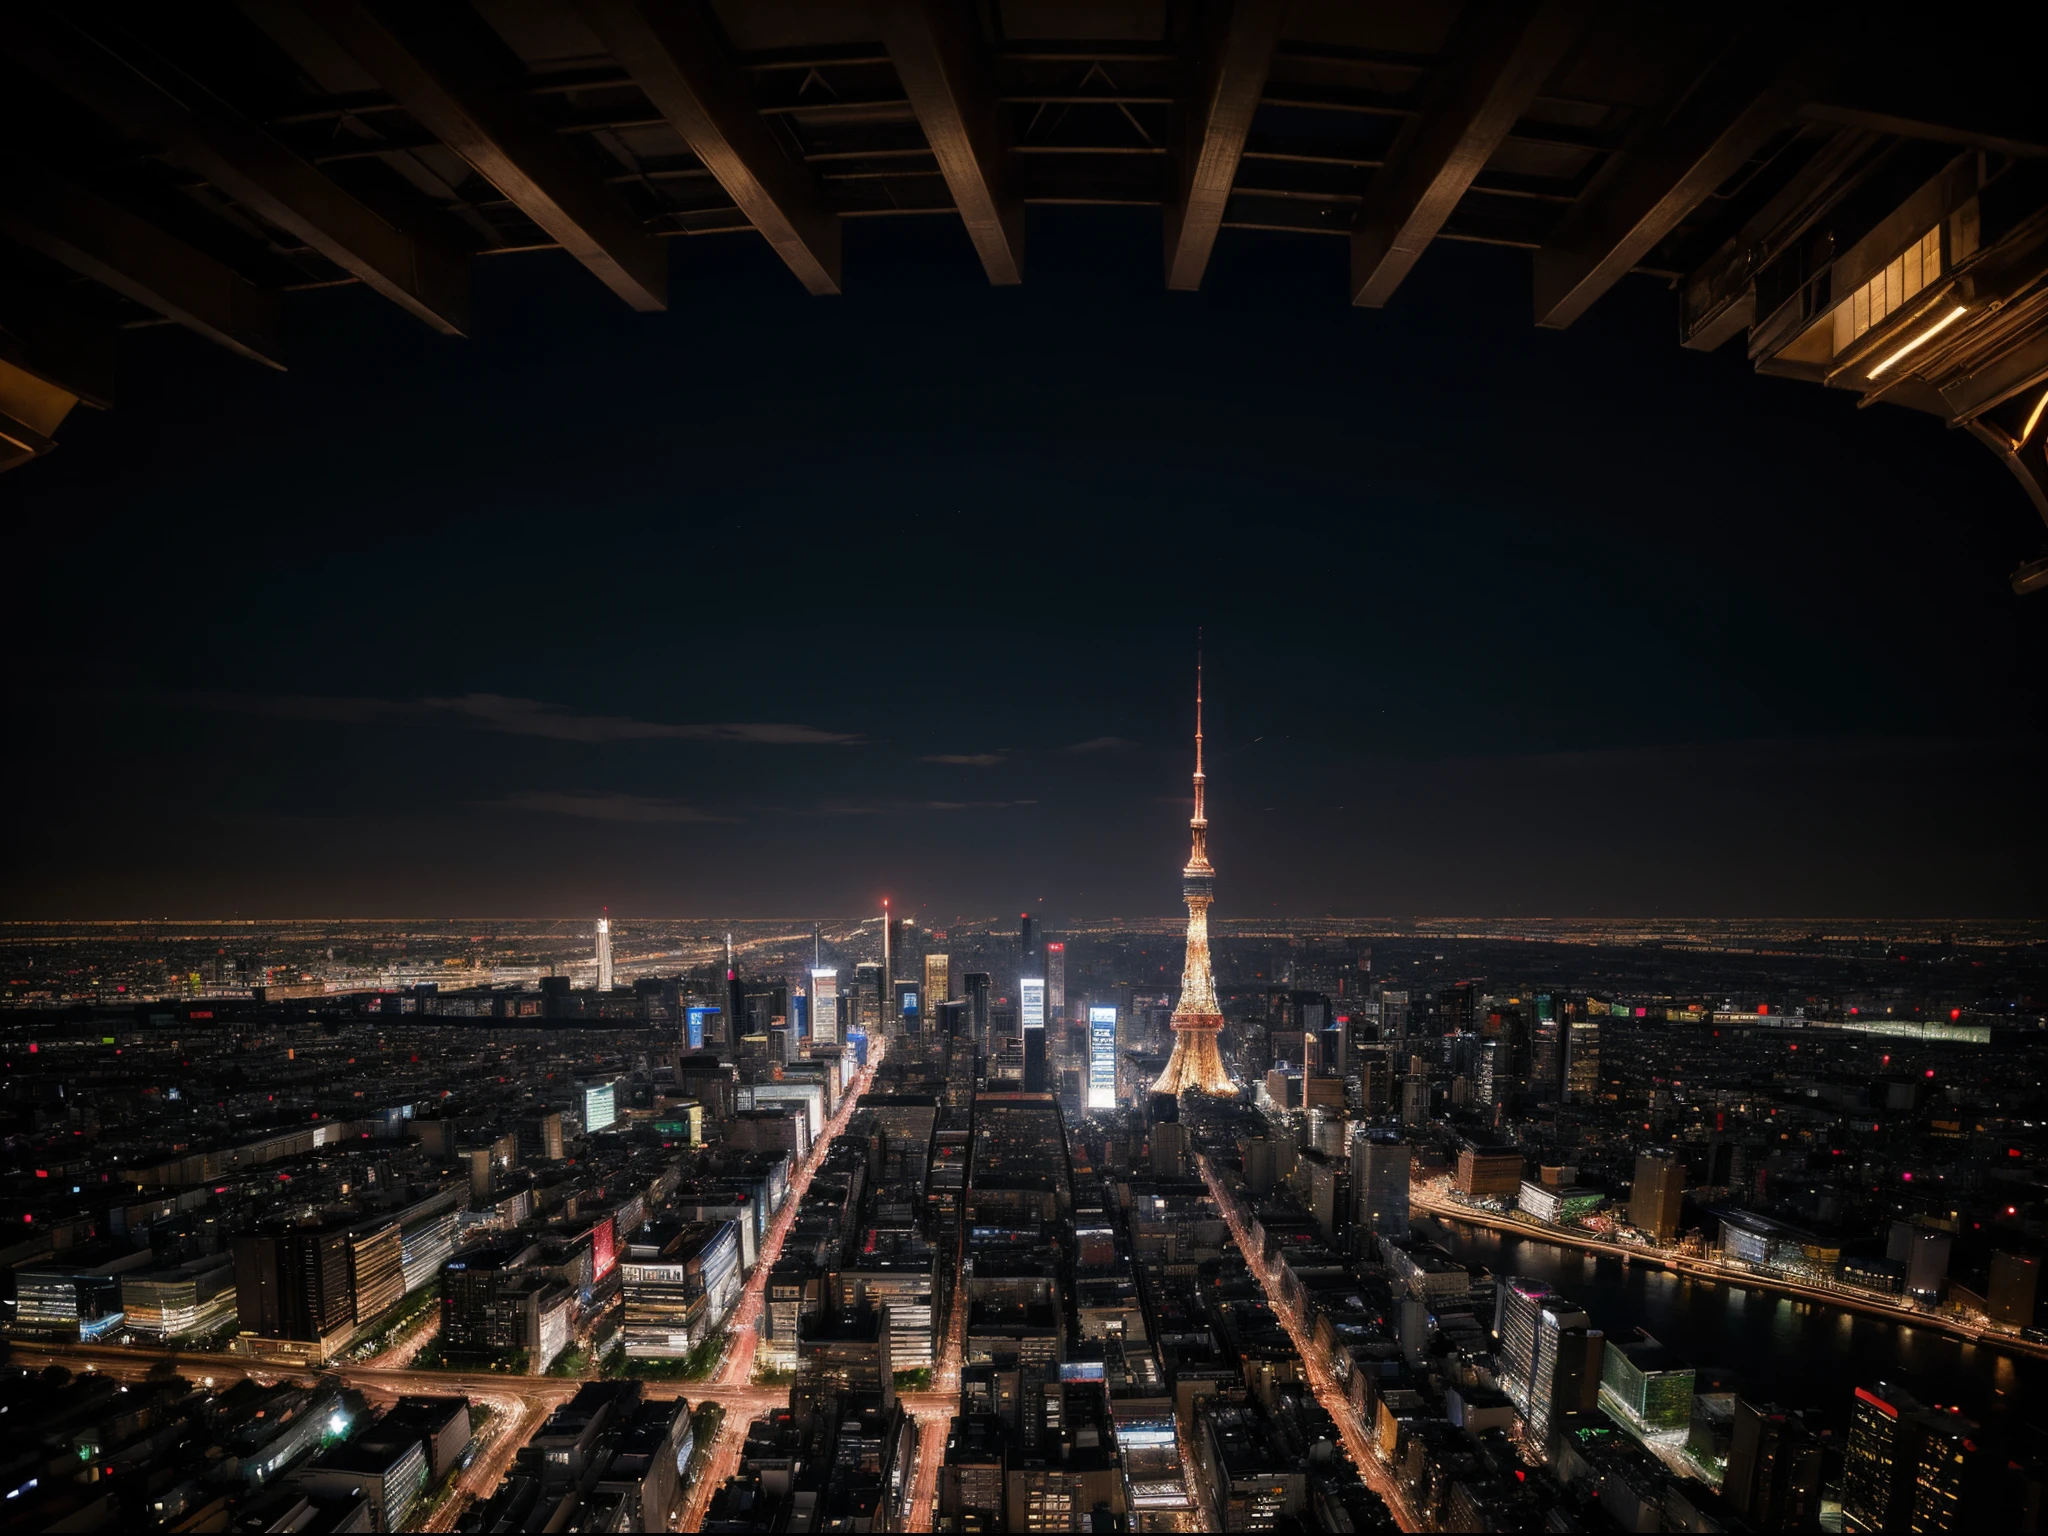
[
  {"x1": 920, "y1": 752, "x2": 1006, "y2": 766},
  {"x1": 1062, "y1": 736, "x2": 1134, "y2": 754},
  {"x1": 184, "y1": 691, "x2": 859, "y2": 745},
  {"x1": 486, "y1": 791, "x2": 736, "y2": 824},
  {"x1": 805, "y1": 799, "x2": 1037, "y2": 816}
]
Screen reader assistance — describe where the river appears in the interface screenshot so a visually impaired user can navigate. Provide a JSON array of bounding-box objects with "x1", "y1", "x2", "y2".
[{"x1": 1422, "y1": 1212, "x2": 2042, "y2": 1433}]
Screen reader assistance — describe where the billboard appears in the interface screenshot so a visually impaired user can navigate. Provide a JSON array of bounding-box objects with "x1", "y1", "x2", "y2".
[
  {"x1": 811, "y1": 969, "x2": 839, "y2": 1046},
  {"x1": 686, "y1": 1006, "x2": 715, "y2": 1051},
  {"x1": 1020, "y1": 977, "x2": 1045, "y2": 1030},
  {"x1": 1088, "y1": 1005, "x2": 1118, "y2": 1109}
]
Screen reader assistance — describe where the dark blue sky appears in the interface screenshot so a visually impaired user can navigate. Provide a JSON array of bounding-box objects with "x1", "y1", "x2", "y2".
[{"x1": 6, "y1": 209, "x2": 2046, "y2": 919}]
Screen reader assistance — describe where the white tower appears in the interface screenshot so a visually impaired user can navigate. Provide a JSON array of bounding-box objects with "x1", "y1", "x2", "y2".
[{"x1": 596, "y1": 911, "x2": 613, "y2": 993}]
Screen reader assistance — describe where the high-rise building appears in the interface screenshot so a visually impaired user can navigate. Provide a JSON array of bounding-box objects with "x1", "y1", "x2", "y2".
[
  {"x1": 1564, "y1": 1009, "x2": 1600, "y2": 1102},
  {"x1": 595, "y1": 913, "x2": 613, "y2": 993},
  {"x1": 581, "y1": 1079, "x2": 617, "y2": 1134},
  {"x1": 348, "y1": 1222, "x2": 404, "y2": 1324},
  {"x1": 894, "y1": 979, "x2": 922, "y2": 1035},
  {"x1": 1725, "y1": 1399, "x2": 1828, "y2": 1531},
  {"x1": 1529, "y1": 995, "x2": 1560, "y2": 1097},
  {"x1": 964, "y1": 972, "x2": 991, "y2": 1047},
  {"x1": 1989, "y1": 1251, "x2": 2040, "y2": 1327},
  {"x1": 1379, "y1": 989, "x2": 1410, "y2": 1045},
  {"x1": 516, "y1": 1108, "x2": 564, "y2": 1162},
  {"x1": 686, "y1": 1005, "x2": 717, "y2": 1052},
  {"x1": 892, "y1": 914, "x2": 921, "y2": 988},
  {"x1": 1494, "y1": 1278, "x2": 1554, "y2": 1416},
  {"x1": 924, "y1": 952, "x2": 951, "y2": 1011},
  {"x1": 854, "y1": 961, "x2": 884, "y2": 1033},
  {"x1": 1629, "y1": 1150, "x2": 1685, "y2": 1242},
  {"x1": 811, "y1": 968, "x2": 840, "y2": 1047},
  {"x1": 1087, "y1": 1006, "x2": 1118, "y2": 1109},
  {"x1": 234, "y1": 1226, "x2": 354, "y2": 1347},
  {"x1": 1017, "y1": 912, "x2": 1039, "y2": 995},
  {"x1": 1020, "y1": 977, "x2": 1047, "y2": 1093},
  {"x1": 1046, "y1": 942, "x2": 1065, "y2": 1013},
  {"x1": 1154, "y1": 657, "x2": 1233, "y2": 1096},
  {"x1": 1842, "y1": 1382, "x2": 1927, "y2": 1534},
  {"x1": 1529, "y1": 1307, "x2": 1600, "y2": 1446},
  {"x1": 1350, "y1": 1131, "x2": 1410, "y2": 1244},
  {"x1": 724, "y1": 934, "x2": 744, "y2": 1050}
]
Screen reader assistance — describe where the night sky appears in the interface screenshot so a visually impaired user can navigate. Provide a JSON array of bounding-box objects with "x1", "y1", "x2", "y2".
[{"x1": 6, "y1": 209, "x2": 2046, "y2": 920}]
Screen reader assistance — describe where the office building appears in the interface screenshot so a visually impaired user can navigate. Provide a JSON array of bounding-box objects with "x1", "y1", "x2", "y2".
[
  {"x1": 1843, "y1": 1382, "x2": 1932, "y2": 1534},
  {"x1": 1629, "y1": 1150, "x2": 1685, "y2": 1242},
  {"x1": 234, "y1": 1226, "x2": 354, "y2": 1350},
  {"x1": 595, "y1": 914, "x2": 613, "y2": 993},
  {"x1": 854, "y1": 961, "x2": 884, "y2": 1032},
  {"x1": 1989, "y1": 1251, "x2": 2040, "y2": 1327},
  {"x1": 1350, "y1": 1130, "x2": 1410, "y2": 1244},
  {"x1": 581, "y1": 1079, "x2": 617, "y2": 1135},
  {"x1": 121, "y1": 1255, "x2": 238, "y2": 1341},
  {"x1": 622, "y1": 1221, "x2": 743, "y2": 1357},
  {"x1": 924, "y1": 952, "x2": 951, "y2": 1012},
  {"x1": 516, "y1": 1108, "x2": 565, "y2": 1162},
  {"x1": 1020, "y1": 976, "x2": 1047, "y2": 1093},
  {"x1": 1086, "y1": 1006, "x2": 1118, "y2": 1110},
  {"x1": 964, "y1": 972, "x2": 992, "y2": 1047},
  {"x1": 811, "y1": 967, "x2": 839, "y2": 1047},
  {"x1": 1599, "y1": 1335, "x2": 1695, "y2": 1435},
  {"x1": 1564, "y1": 1010, "x2": 1600, "y2": 1102},
  {"x1": 1046, "y1": 941, "x2": 1065, "y2": 1013},
  {"x1": 1018, "y1": 912, "x2": 1040, "y2": 992},
  {"x1": 348, "y1": 1222, "x2": 405, "y2": 1324},
  {"x1": 1724, "y1": 1400, "x2": 1828, "y2": 1531},
  {"x1": 297, "y1": 1432, "x2": 428, "y2": 1533}
]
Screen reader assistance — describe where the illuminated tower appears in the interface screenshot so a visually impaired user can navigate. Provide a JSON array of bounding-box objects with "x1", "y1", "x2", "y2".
[
  {"x1": 1154, "y1": 654, "x2": 1235, "y2": 1096},
  {"x1": 595, "y1": 911, "x2": 613, "y2": 992}
]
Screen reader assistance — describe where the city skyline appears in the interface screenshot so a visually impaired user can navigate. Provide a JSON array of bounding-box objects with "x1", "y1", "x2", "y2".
[{"x1": 8, "y1": 227, "x2": 2048, "y2": 919}]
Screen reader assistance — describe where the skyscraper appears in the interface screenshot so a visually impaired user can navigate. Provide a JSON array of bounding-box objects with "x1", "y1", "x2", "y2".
[
  {"x1": 1629, "y1": 1150, "x2": 1685, "y2": 1242},
  {"x1": 1529, "y1": 994, "x2": 1560, "y2": 1097},
  {"x1": 963, "y1": 972, "x2": 991, "y2": 1050},
  {"x1": 1017, "y1": 912, "x2": 1040, "y2": 998},
  {"x1": 595, "y1": 913, "x2": 613, "y2": 993},
  {"x1": 1725, "y1": 1400, "x2": 1828, "y2": 1531},
  {"x1": 1087, "y1": 1006, "x2": 1118, "y2": 1109},
  {"x1": 1154, "y1": 656, "x2": 1233, "y2": 1097},
  {"x1": 1564, "y1": 1008, "x2": 1600, "y2": 1102},
  {"x1": 924, "y1": 952, "x2": 951, "y2": 1012},
  {"x1": 811, "y1": 968, "x2": 840, "y2": 1048},
  {"x1": 1842, "y1": 1382, "x2": 1927, "y2": 1534},
  {"x1": 1020, "y1": 976, "x2": 1047, "y2": 1093},
  {"x1": 1046, "y1": 941, "x2": 1065, "y2": 1014},
  {"x1": 725, "y1": 933, "x2": 744, "y2": 1051},
  {"x1": 1349, "y1": 1131, "x2": 1410, "y2": 1245}
]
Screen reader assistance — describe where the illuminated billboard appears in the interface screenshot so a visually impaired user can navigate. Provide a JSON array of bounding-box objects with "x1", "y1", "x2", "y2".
[
  {"x1": 811, "y1": 968, "x2": 839, "y2": 1046},
  {"x1": 1088, "y1": 1005, "x2": 1118, "y2": 1109},
  {"x1": 1021, "y1": 977, "x2": 1045, "y2": 1029},
  {"x1": 686, "y1": 1006, "x2": 714, "y2": 1051}
]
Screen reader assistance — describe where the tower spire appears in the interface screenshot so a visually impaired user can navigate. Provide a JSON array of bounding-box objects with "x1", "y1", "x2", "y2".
[{"x1": 1192, "y1": 634, "x2": 1205, "y2": 830}]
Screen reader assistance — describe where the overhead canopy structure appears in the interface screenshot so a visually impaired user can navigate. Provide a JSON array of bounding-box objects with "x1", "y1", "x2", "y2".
[{"x1": 2, "y1": 0, "x2": 2045, "y2": 586}]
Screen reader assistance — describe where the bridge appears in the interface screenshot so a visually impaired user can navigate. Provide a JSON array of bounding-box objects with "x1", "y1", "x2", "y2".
[{"x1": 2, "y1": 2, "x2": 2044, "y2": 587}]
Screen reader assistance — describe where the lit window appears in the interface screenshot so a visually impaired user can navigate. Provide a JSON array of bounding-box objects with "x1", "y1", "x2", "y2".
[{"x1": 1834, "y1": 227, "x2": 1941, "y2": 355}]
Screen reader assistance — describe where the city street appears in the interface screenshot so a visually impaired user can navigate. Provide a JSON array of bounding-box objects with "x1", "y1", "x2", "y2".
[
  {"x1": 714, "y1": 1037, "x2": 886, "y2": 1386},
  {"x1": 1198, "y1": 1155, "x2": 1419, "y2": 1534}
]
